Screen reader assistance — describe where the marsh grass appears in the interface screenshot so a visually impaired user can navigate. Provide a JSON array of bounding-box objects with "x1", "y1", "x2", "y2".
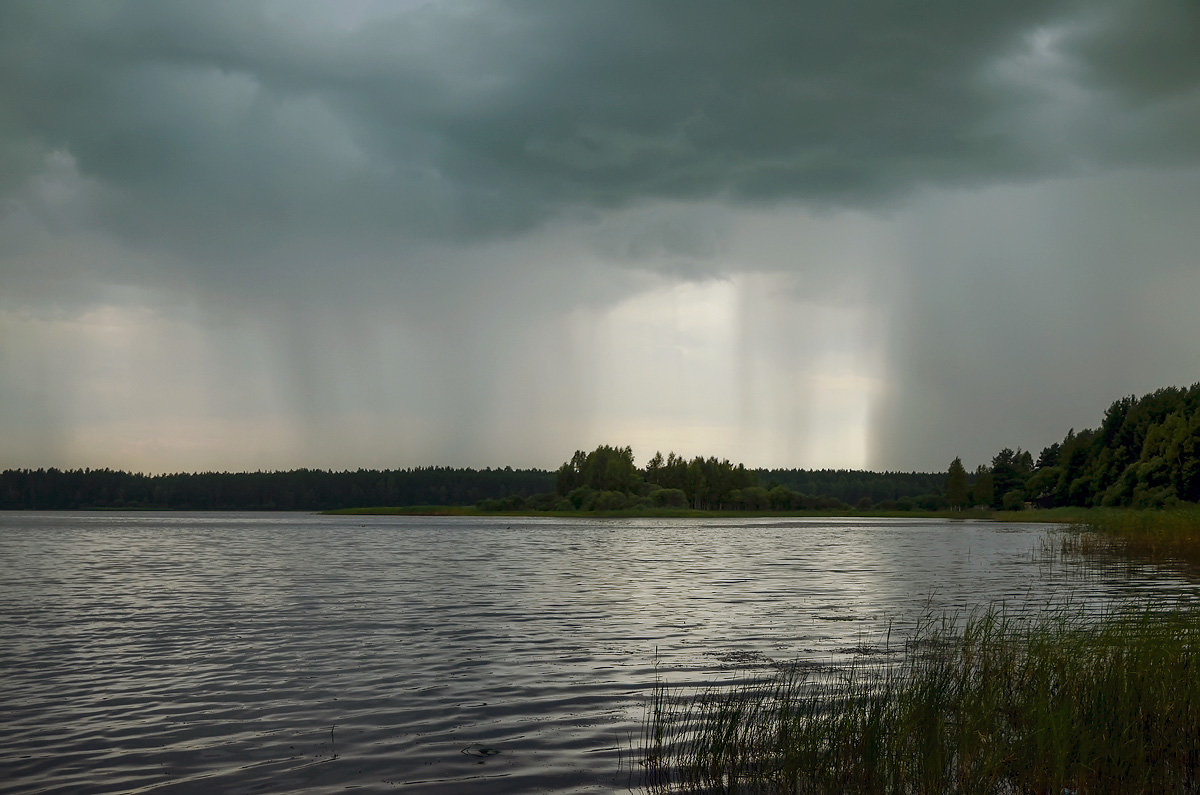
[
  {"x1": 643, "y1": 604, "x2": 1200, "y2": 794},
  {"x1": 1061, "y1": 506, "x2": 1200, "y2": 567}
]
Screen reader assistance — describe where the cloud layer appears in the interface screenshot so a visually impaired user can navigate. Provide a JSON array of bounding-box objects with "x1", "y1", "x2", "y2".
[{"x1": 2, "y1": 1, "x2": 1198, "y2": 472}]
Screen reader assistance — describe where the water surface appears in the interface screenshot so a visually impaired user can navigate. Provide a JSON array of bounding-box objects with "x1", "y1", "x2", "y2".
[{"x1": 2, "y1": 513, "x2": 1197, "y2": 793}]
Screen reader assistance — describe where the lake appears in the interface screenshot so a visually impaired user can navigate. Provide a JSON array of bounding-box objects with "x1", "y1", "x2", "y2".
[{"x1": 2, "y1": 512, "x2": 1198, "y2": 793}]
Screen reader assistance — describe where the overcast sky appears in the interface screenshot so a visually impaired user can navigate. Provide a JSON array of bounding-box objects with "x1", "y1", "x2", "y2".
[{"x1": 2, "y1": 1, "x2": 1199, "y2": 474}]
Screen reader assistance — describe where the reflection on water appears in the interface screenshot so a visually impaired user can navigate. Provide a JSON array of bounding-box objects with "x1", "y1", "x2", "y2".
[{"x1": 2, "y1": 513, "x2": 1197, "y2": 793}]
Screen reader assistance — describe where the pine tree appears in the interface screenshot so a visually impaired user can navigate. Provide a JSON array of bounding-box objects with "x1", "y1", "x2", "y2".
[
  {"x1": 972, "y1": 465, "x2": 994, "y2": 508},
  {"x1": 946, "y1": 457, "x2": 968, "y2": 510}
]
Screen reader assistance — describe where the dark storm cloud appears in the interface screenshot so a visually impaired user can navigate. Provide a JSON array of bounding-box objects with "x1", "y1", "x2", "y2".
[
  {"x1": 1066, "y1": 0, "x2": 1200, "y2": 99},
  {"x1": 3, "y1": 0, "x2": 1197, "y2": 273},
  {"x1": 2, "y1": 1, "x2": 1199, "y2": 472}
]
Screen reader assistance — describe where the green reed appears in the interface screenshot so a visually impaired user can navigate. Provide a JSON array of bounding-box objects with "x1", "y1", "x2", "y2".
[
  {"x1": 1062, "y1": 506, "x2": 1200, "y2": 566},
  {"x1": 643, "y1": 604, "x2": 1200, "y2": 794}
]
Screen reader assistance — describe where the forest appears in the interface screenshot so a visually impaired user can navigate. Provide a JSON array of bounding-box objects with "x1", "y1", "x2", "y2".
[
  {"x1": 957, "y1": 383, "x2": 1200, "y2": 510},
  {"x1": 0, "y1": 466, "x2": 554, "y2": 511},
  {"x1": 0, "y1": 458, "x2": 945, "y2": 513},
  {"x1": 2, "y1": 383, "x2": 1197, "y2": 512},
  {"x1": 494, "y1": 383, "x2": 1200, "y2": 513}
]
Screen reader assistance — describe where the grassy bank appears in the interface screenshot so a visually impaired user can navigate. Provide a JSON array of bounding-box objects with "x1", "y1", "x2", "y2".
[
  {"x1": 644, "y1": 604, "x2": 1200, "y2": 794},
  {"x1": 1061, "y1": 506, "x2": 1200, "y2": 566}
]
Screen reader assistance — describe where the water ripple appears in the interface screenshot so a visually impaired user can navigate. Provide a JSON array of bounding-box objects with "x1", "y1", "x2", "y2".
[{"x1": 2, "y1": 512, "x2": 1197, "y2": 792}]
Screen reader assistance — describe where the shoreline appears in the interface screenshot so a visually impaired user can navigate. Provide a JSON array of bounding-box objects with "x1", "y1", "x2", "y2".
[{"x1": 323, "y1": 505, "x2": 1095, "y2": 523}]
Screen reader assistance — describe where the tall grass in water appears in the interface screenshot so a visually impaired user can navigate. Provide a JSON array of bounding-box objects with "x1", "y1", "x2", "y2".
[
  {"x1": 1062, "y1": 507, "x2": 1200, "y2": 566},
  {"x1": 643, "y1": 605, "x2": 1200, "y2": 794}
]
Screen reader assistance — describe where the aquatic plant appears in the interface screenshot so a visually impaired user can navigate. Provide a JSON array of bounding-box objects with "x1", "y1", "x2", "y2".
[
  {"x1": 1062, "y1": 506, "x2": 1200, "y2": 566},
  {"x1": 643, "y1": 603, "x2": 1200, "y2": 793}
]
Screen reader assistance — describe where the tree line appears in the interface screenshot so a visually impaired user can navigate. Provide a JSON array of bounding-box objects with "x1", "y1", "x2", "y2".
[
  {"x1": 511, "y1": 383, "x2": 1200, "y2": 513},
  {"x1": 761, "y1": 469, "x2": 946, "y2": 506},
  {"x1": 6, "y1": 383, "x2": 1196, "y2": 512},
  {"x1": 0, "y1": 456, "x2": 946, "y2": 512},
  {"x1": 943, "y1": 383, "x2": 1200, "y2": 510},
  {"x1": 476, "y1": 444, "x2": 948, "y2": 512},
  {"x1": 0, "y1": 466, "x2": 554, "y2": 510}
]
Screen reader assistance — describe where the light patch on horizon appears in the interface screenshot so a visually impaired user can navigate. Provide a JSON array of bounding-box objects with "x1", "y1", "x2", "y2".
[
  {"x1": 571, "y1": 277, "x2": 740, "y2": 460},
  {"x1": 0, "y1": 299, "x2": 472, "y2": 473},
  {"x1": 0, "y1": 301, "x2": 299, "y2": 471},
  {"x1": 573, "y1": 274, "x2": 882, "y2": 469},
  {"x1": 734, "y1": 273, "x2": 886, "y2": 470}
]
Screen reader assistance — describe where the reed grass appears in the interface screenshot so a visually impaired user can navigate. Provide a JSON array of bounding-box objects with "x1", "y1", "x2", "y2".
[
  {"x1": 643, "y1": 604, "x2": 1200, "y2": 794},
  {"x1": 1061, "y1": 506, "x2": 1200, "y2": 566}
]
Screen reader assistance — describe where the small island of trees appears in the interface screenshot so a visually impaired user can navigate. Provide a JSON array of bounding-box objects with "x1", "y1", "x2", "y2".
[{"x1": 475, "y1": 444, "x2": 948, "y2": 514}]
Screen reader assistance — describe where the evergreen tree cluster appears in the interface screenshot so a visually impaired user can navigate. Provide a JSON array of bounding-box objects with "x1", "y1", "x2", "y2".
[
  {"x1": 555, "y1": 445, "x2": 642, "y2": 495},
  {"x1": 946, "y1": 383, "x2": 1200, "y2": 509},
  {"x1": 546, "y1": 447, "x2": 759, "y2": 511},
  {"x1": 1036, "y1": 384, "x2": 1200, "y2": 507},
  {"x1": 643, "y1": 451, "x2": 758, "y2": 510}
]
